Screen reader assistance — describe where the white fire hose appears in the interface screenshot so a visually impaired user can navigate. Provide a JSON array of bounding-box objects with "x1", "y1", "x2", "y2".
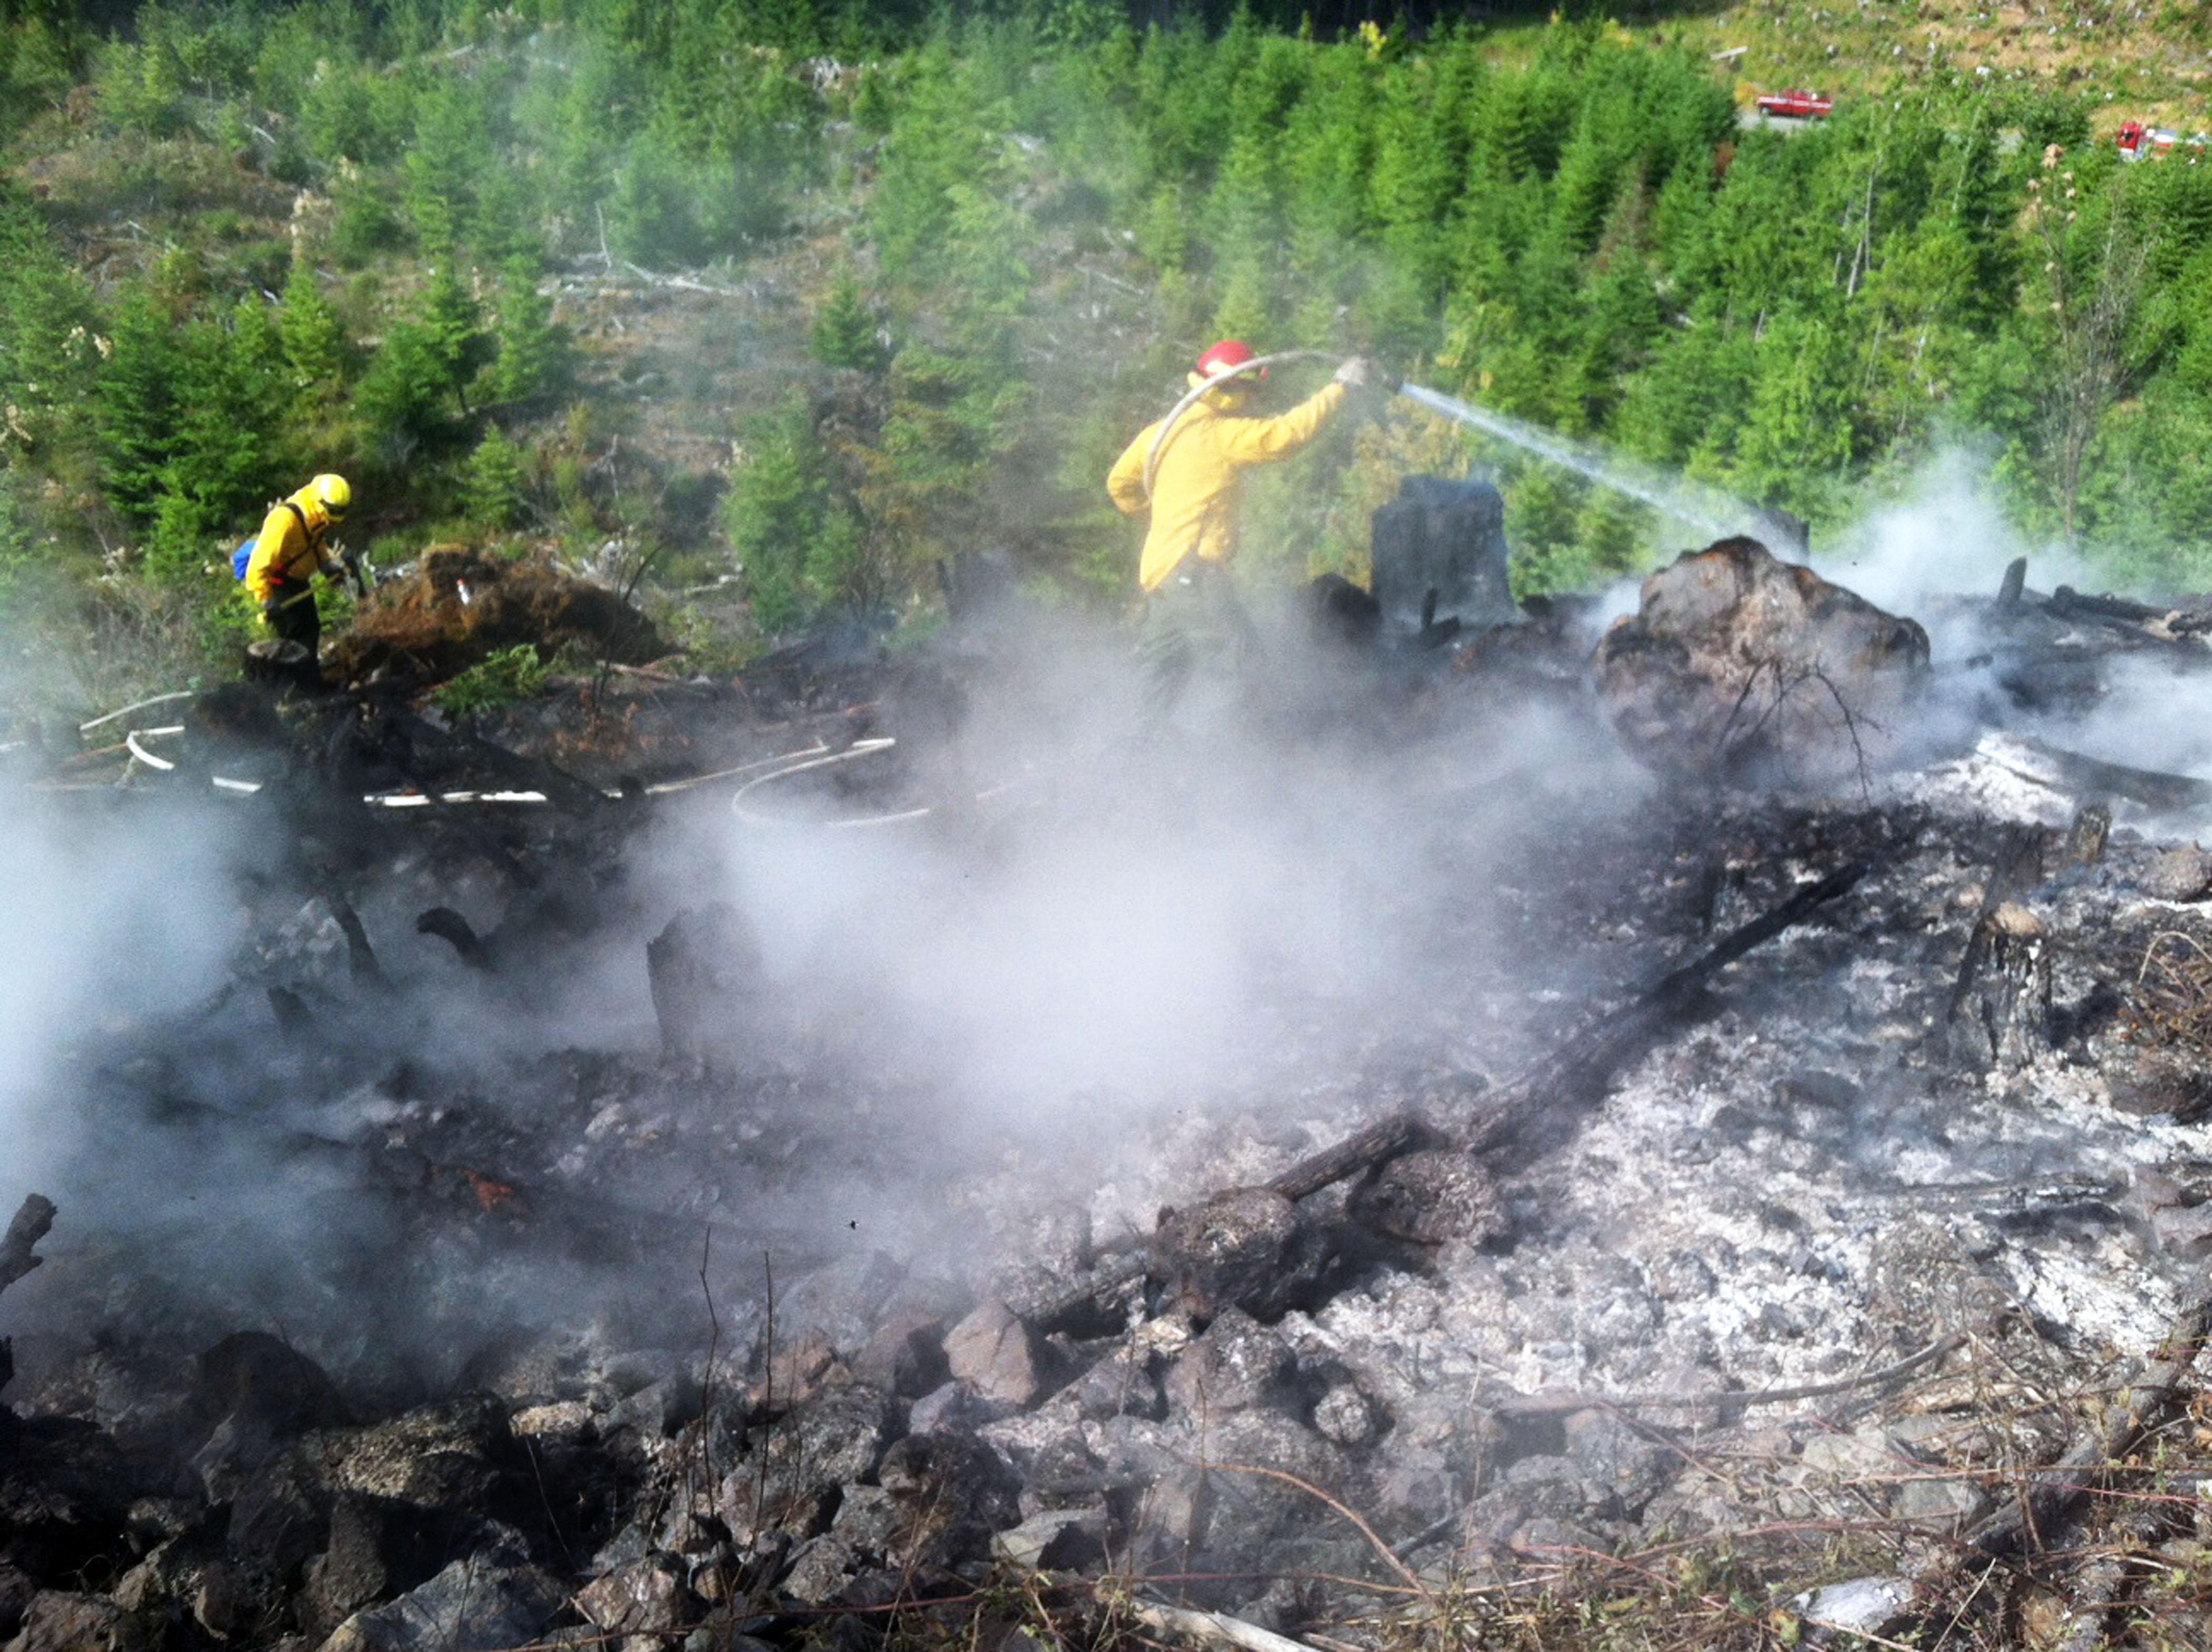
[{"x1": 1139, "y1": 348, "x2": 1347, "y2": 501}]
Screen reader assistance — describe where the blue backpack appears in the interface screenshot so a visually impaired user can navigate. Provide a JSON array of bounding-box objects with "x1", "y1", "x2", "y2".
[{"x1": 231, "y1": 499, "x2": 310, "y2": 581}]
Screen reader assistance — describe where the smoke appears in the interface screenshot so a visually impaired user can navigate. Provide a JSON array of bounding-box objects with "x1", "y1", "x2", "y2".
[
  {"x1": 0, "y1": 784, "x2": 242, "y2": 1195},
  {"x1": 1787, "y1": 447, "x2": 2212, "y2": 822},
  {"x1": 1812, "y1": 448, "x2": 2089, "y2": 637},
  {"x1": 709, "y1": 615, "x2": 1652, "y2": 1158}
]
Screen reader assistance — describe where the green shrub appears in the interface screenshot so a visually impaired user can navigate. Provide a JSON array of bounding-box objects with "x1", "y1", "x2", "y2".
[{"x1": 432, "y1": 642, "x2": 546, "y2": 716}]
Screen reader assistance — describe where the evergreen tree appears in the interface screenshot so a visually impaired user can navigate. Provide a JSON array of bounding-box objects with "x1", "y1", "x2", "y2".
[
  {"x1": 97, "y1": 289, "x2": 181, "y2": 527},
  {"x1": 811, "y1": 267, "x2": 888, "y2": 372},
  {"x1": 463, "y1": 424, "x2": 528, "y2": 530},
  {"x1": 420, "y1": 260, "x2": 490, "y2": 415},
  {"x1": 146, "y1": 300, "x2": 287, "y2": 581},
  {"x1": 484, "y1": 256, "x2": 566, "y2": 408},
  {"x1": 279, "y1": 261, "x2": 349, "y2": 405}
]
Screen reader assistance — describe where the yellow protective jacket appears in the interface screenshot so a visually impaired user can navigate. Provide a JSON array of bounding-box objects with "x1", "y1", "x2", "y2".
[
  {"x1": 1108, "y1": 381, "x2": 1347, "y2": 593},
  {"x1": 243, "y1": 484, "x2": 336, "y2": 606}
]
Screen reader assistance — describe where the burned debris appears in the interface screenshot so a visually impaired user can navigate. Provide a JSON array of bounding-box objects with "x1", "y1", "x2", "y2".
[{"x1": 14, "y1": 538, "x2": 2212, "y2": 1649}]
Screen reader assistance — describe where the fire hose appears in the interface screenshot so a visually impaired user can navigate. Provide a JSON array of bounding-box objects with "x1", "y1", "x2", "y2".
[{"x1": 1139, "y1": 349, "x2": 1370, "y2": 501}]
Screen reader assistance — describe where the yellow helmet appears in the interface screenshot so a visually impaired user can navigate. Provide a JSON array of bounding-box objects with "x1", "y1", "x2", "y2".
[{"x1": 311, "y1": 473, "x2": 351, "y2": 522}]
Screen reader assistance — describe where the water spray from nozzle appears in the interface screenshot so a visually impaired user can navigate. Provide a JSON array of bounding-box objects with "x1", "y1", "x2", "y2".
[
  {"x1": 1390, "y1": 380, "x2": 1784, "y2": 545},
  {"x1": 1145, "y1": 353, "x2": 1781, "y2": 547}
]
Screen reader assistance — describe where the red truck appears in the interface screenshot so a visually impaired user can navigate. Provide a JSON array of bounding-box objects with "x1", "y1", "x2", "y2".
[
  {"x1": 1755, "y1": 88, "x2": 1834, "y2": 119},
  {"x1": 2118, "y1": 120, "x2": 2208, "y2": 161}
]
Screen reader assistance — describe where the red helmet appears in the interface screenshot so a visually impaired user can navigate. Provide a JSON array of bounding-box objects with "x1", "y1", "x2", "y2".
[{"x1": 1194, "y1": 339, "x2": 1265, "y2": 381}]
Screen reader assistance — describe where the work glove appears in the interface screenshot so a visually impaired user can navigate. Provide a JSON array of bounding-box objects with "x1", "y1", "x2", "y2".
[
  {"x1": 1334, "y1": 355, "x2": 1373, "y2": 388},
  {"x1": 260, "y1": 597, "x2": 282, "y2": 624}
]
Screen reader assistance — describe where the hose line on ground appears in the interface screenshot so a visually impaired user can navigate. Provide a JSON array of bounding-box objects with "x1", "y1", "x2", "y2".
[{"x1": 1139, "y1": 349, "x2": 1345, "y2": 501}]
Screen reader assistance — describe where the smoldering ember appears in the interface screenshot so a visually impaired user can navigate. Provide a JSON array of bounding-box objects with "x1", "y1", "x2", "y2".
[{"x1": 16, "y1": 533, "x2": 2212, "y2": 1652}]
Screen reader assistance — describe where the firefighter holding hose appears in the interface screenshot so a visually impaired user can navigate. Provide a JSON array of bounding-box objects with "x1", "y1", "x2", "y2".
[
  {"x1": 243, "y1": 472, "x2": 354, "y2": 670},
  {"x1": 1108, "y1": 342, "x2": 1375, "y2": 729}
]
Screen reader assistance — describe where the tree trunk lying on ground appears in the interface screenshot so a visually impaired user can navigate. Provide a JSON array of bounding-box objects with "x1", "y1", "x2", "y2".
[{"x1": 1460, "y1": 849, "x2": 1888, "y2": 1171}]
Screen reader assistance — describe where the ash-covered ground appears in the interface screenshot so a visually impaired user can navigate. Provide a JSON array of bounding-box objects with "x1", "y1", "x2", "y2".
[{"x1": 8, "y1": 549, "x2": 2212, "y2": 1651}]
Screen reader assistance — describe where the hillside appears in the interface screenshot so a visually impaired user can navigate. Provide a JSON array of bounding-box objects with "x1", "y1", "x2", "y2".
[{"x1": 2, "y1": 0, "x2": 2212, "y2": 708}]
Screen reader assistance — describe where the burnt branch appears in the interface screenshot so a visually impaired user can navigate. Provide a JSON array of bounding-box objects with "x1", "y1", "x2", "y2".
[{"x1": 1464, "y1": 849, "x2": 1891, "y2": 1168}]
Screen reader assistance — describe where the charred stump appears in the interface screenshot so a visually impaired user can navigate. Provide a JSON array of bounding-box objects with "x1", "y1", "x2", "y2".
[{"x1": 646, "y1": 903, "x2": 763, "y2": 1066}]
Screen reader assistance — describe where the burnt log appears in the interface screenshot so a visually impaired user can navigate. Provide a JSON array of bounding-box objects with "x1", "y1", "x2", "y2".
[
  {"x1": 1463, "y1": 852, "x2": 1885, "y2": 1170},
  {"x1": 414, "y1": 907, "x2": 494, "y2": 972},
  {"x1": 1266, "y1": 1111, "x2": 1437, "y2": 1201},
  {"x1": 328, "y1": 893, "x2": 389, "y2": 988},
  {"x1": 1149, "y1": 1187, "x2": 1326, "y2": 1322},
  {"x1": 1949, "y1": 902, "x2": 2051, "y2": 1070},
  {"x1": 1346, "y1": 1148, "x2": 1507, "y2": 1246},
  {"x1": 1022, "y1": 1114, "x2": 1436, "y2": 1328},
  {"x1": 2060, "y1": 801, "x2": 2111, "y2": 869},
  {"x1": 1979, "y1": 732, "x2": 2212, "y2": 813}
]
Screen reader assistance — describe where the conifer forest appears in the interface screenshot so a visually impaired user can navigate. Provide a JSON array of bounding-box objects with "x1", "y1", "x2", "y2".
[{"x1": 2, "y1": 0, "x2": 2210, "y2": 698}]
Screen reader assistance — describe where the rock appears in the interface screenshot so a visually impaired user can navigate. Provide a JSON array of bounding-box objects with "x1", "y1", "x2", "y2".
[
  {"x1": 509, "y1": 1401, "x2": 595, "y2": 1440},
  {"x1": 574, "y1": 1551, "x2": 697, "y2": 1639},
  {"x1": 747, "y1": 1328, "x2": 840, "y2": 1413},
  {"x1": 4, "y1": 1591, "x2": 127, "y2": 1652},
  {"x1": 193, "y1": 1560, "x2": 252, "y2": 1639},
  {"x1": 852, "y1": 1311, "x2": 949, "y2": 1398},
  {"x1": 1149, "y1": 1188, "x2": 1326, "y2": 1322},
  {"x1": 308, "y1": 1393, "x2": 512, "y2": 1508},
  {"x1": 1891, "y1": 1469, "x2": 1986, "y2": 1528},
  {"x1": 944, "y1": 1300, "x2": 1048, "y2": 1409},
  {"x1": 227, "y1": 1448, "x2": 330, "y2": 1579},
  {"x1": 189, "y1": 1331, "x2": 351, "y2": 1447},
  {"x1": 1562, "y1": 1409, "x2": 1675, "y2": 1521},
  {"x1": 301, "y1": 1493, "x2": 455, "y2": 1643},
  {"x1": 876, "y1": 1431, "x2": 1022, "y2": 1569},
  {"x1": 1161, "y1": 1308, "x2": 1293, "y2": 1415},
  {"x1": 1346, "y1": 1149, "x2": 1507, "y2": 1245},
  {"x1": 909, "y1": 1381, "x2": 1015, "y2": 1435},
  {"x1": 683, "y1": 1617, "x2": 778, "y2": 1652},
  {"x1": 315, "y1": 1547, "x2": 566, "y2": 1652},
  {"x1": 826, "y1": 1485, "x2": 902, "y2": 1554},
  {"x1": 1791, "y1": 1575, "x2": 1922, "y2": 1639},
  {"x1": 2142, "y1": 844, "x2": 2212, "y2": 902},
  {"x1": 2132, "y1": 1164, "x2": 2212, "y2": 1258},
  {"x1": 991, "y1": 1508, "x2": 1107, "y2": 1571},
  {"x1": 1058, "y1": 1343, "x2": 1162, "y2": 1422},
  {"x1": 1309, "y1": 1382, "x2": 1377, "y2": 1448},
  {"x1": 0, "y1": 1416, "x2": 139, "y2": 1584},
  {"x1": 1592, "y1": 537, "x2": 1929, "y2": 786},
  {"x1": 1125, "y1": 1410, "x2": 1356, "y2": 1587},
  {"x1": 0, "y1": 1566, "x2": 32, "y2": 1641},
  {"x1": 718, "y1": 1384, "x2": 892, "y2": 1542},
  {"x1": 778, "y1": 1534, "x2": 862, "y2": 1606}
]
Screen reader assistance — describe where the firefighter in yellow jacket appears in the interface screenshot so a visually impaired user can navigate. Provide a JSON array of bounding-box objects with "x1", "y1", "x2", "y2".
[
  {"x1": 1108, "y1": 343, "x2": 1371, "y2": 728},
  {"x1": 244, "y1": 473, "x2": 352, "y2": 664}
]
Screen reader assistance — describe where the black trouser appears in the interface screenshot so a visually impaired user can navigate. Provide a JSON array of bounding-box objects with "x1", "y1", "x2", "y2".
[
  {"x1": 1135, "y1": 557, "x2": 1259, "y2": 733},
  {"x1": 264, "y1": 578, "x2": 320, "y2": 658}
]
